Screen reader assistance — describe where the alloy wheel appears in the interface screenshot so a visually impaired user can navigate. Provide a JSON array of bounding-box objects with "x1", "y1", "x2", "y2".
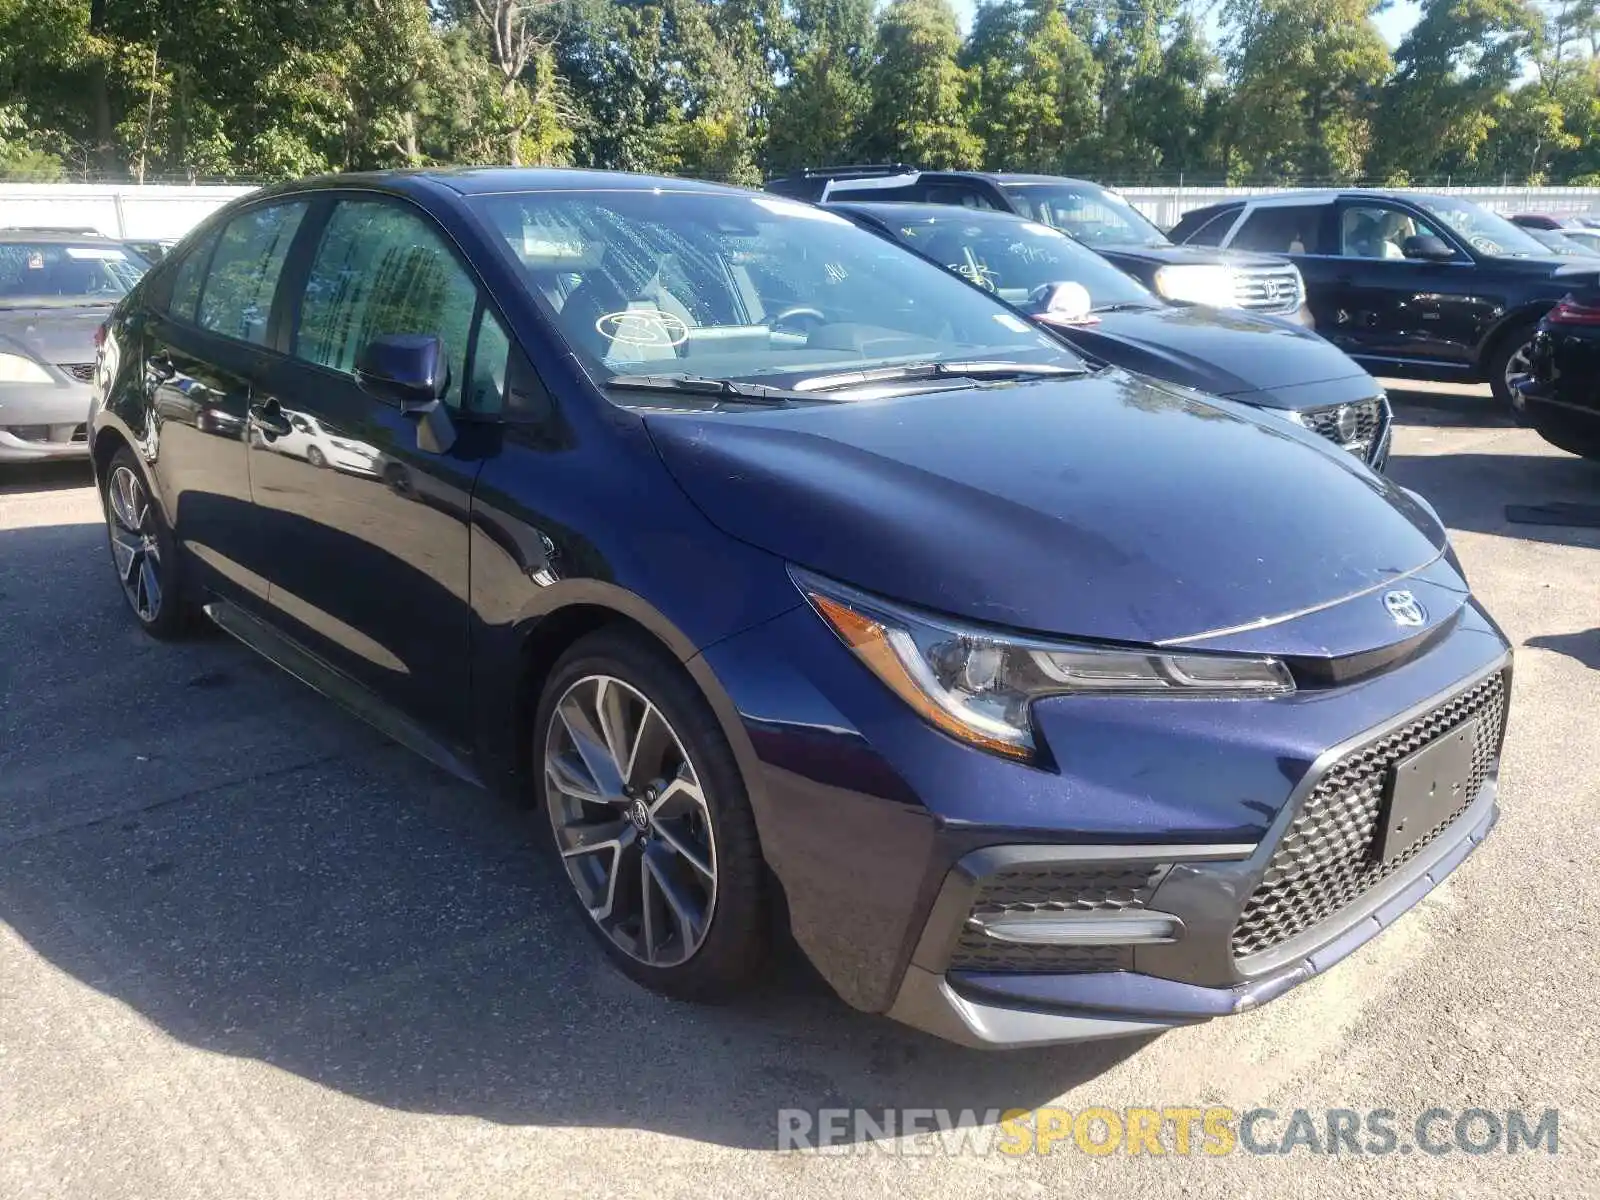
[
  {"x1": 1504, "y1": 340, "x2": 1534, "y2": 399},
  {"x1": 106, "y1": 465, "x2": 163, "y2": 623},
  {"x1": 544, "y1": 674, "x2": 718, "y2": 967}
]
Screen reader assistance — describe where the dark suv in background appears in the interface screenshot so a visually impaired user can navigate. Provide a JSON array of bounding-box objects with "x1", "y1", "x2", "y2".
[
  {"x1": 766, "y1": 167, "x2": 1308, "y2": 323},
  {"x1": 1170, "y1": 190, "x2": 1591, "y2": 405}
]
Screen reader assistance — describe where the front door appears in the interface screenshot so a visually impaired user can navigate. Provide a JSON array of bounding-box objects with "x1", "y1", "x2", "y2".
[
  {"x1": 1323, "y1": 201, "x2": 1484, "y2": 371},
  {"x1": 249, "y1": 195, "x2": 510, "y2": 746}
]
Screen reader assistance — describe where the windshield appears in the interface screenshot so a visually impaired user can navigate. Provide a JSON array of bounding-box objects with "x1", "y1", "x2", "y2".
[
  {"x1": 1412, "y1": 197, "x2": 1553, "y2": 258},
  {"x1": 891, "y1": 216, "x2": 1155, "y2": 309},
  {"x1": 471, "y1": 191, "x2": 1077, "y2": 393},
  {"x1": 0, "y1": 241, "x2": 144, "y2": 307},
  {"x1": 1001, "y1": 183, "x2": 1169, "y2": 248}
]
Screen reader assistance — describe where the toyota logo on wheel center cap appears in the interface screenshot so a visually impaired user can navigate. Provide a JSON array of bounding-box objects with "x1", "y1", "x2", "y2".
[{"x1": 628, "y1": 798, "x2": 652, "y2": 833}]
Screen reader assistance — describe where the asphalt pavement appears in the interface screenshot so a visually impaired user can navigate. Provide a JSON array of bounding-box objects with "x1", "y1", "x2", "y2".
[{"x1": 1, "y1": 384, "x2": 1596, "y2": 1198}]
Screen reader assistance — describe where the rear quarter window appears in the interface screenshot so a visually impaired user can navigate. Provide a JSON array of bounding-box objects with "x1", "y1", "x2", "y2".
[{"x1": 1178, "y1": 208, "x2": 1241, "y2": 246}]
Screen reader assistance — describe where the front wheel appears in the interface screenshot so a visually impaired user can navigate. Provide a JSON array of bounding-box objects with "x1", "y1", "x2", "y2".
[
  {"x1": 533, "y1": 628, "x2": 769, "y2": 1000},
  {"x1": 1489, "y1": 322, "x2": 1538, "y2": 408},
  {"x1": 103, "y1": 447, "x2": 189, "y2": 639}
]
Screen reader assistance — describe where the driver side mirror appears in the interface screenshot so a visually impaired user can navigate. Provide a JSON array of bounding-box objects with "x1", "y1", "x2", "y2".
[
  {"x1": 354, "y1": 334, "x2": 456, "y2": 455},
  {"x1": 1401, "y1": 235, "x2": 1456, "y2": 262},
  {"x1": 355, "y1": 334, "x2": 447, "y2": 410}
]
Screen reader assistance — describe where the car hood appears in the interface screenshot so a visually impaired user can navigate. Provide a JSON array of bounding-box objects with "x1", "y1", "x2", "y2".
[
  {"x1": 644, "y1": 372, "x2": 1450, "y2": 650},
  {"x1": 1043, "y1": 304, "x2": 1368, "y2": 405},
  {"x1": 0, "y1": 306, "x2": 106, "y2": 366},
  {"x1": 1094, "y1": 243, "x2": 1288, "y2": 270}
]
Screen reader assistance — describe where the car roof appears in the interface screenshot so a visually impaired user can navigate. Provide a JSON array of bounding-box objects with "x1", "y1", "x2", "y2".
[
  {"x1": 1236, "y1": 189, "x2": 1461, "y2": 208},
  {"x1": 0, "y1": 227, "x2": 126, "y2": 243},
  {"x1": 830, "y1": 200, "x2": 1047, "y2": 225},
  {"x1": 247, "y1": 167, "x2": 752, "y2": 202}
]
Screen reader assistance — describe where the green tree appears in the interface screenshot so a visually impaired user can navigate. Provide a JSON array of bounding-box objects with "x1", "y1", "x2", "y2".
[
  {"x1": 965, "y1": 0, "x2": 1100, "y2": 172},
  {"x1": 863, "y1": 0, "x2": 981, "y2": 168},
  {"x1": 766, "y1": 0, "x2": 875, "y2": 173},
  {"x1": 1221, "y1": 0, "x2": 1393, "y2": 182}
]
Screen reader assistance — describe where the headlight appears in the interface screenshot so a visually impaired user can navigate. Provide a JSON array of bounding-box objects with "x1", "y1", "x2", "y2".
[
  {"x1": 795, "y1": 569, "x2": 1295, "y2": 762},
  {"x1": 0, "y1": 353, "x2": 53, "y2": 384},
  {"x1": 1153, "y1": 264, "x2": 1236, "y2": 307}
]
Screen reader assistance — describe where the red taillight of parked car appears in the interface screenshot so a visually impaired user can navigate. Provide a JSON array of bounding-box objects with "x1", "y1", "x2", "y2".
[{"x1": 1546, "y1": 294, "x2": 1600, "y2": 325}]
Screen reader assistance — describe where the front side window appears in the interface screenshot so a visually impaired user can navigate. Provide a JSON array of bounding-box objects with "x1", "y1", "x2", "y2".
[
  {"x1": 295, "y1": 200, "x2": 481, "y2": 407},
  {"x1": 197, "y1": 202, "x2": 307, "y2": 343},
  {"x1": 0, "y1": 241, "x2": 144, "y2": 309},
  {"x1": 894, "y1": 216, "x2": 1154, "y2": 310},
  {"x1": 1411, "y1": 195, "x2": 1552, "y2": 258},
  {"x1": 470, "y1": 190, "x2": 1074, "y2": 392},
  {"x1": 1001, "y1": 183, "x2": 1169, "y2": 248},
  {"x1": 1339, "y1": 205, "x2": 1447, "y2": 260},
  {"x1": 1232, "y1": 205, "x2": 1327, "y2": 254}
]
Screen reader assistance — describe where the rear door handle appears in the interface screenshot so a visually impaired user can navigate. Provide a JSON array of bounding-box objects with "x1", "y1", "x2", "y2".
[
  {"x1": 147, "y1": 352, "x2": 176, "y2": 382},
  {"x1": 248, "y1": 400, "x2": 292, "y2": 438}
]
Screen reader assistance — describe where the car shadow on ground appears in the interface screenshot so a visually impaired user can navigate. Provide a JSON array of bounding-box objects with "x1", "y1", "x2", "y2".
[
  {"x1": 1383, "y1": 386, "x2": 1516, "y2": 431},
  {"x1": 1387, "y1": 448, "x2": 1600, "y2": 551},
  {"x1": 1525, "y1": 628, "x2": 1600, "y2": 670},
  {"x1": 0, "y1": 521, "x2": 1147, "y2": 1151},
  {"x1": 0, "y1": 459, "x2": 95, "y2": 496}
]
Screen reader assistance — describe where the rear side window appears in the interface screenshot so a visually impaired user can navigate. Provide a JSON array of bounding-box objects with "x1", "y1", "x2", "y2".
[
  {"x1": 197, "y1": 202, "x2": 308, "y2": 344},
  {"x1": 1231, "y1": 205, "x2": 1327, "y2": 254},
  {"x1": 167, "y1": 231, "x2": 217, "y2": 322},
  {"x1": 1181, "y1": 209, "x2": 1241, "y2": 247},
  {"x1": 293, "y1": 199, "x2": 480, "y2": 409}
]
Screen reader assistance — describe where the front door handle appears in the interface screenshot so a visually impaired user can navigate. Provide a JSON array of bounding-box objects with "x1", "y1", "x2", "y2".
[{"x1": 248, "y1": 400, "x2": 292, "y2": 438}]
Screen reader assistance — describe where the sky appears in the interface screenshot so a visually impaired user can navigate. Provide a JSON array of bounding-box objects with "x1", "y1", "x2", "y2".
[{"x1": 947, "y1": 0, "x2": 1424, "y2": 47}]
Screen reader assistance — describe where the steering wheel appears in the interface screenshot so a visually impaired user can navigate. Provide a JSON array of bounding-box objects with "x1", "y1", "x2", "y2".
[{"x1": 772, "y1": 306, "x2": 827, "y2": 332}]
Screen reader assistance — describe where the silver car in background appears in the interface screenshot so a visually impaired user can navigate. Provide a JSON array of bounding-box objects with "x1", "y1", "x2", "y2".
[{"x1": 0, "y1": 231, "x2": 146, "y2": 463}]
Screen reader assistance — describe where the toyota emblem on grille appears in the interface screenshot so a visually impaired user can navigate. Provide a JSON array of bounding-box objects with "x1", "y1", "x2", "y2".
[
  {"x1": 1334, "y1": 404, "x2": 1359, "y2": 442},
  {"x1": 1383, "y1": 589, "x2": 1426, "y2": 626}
]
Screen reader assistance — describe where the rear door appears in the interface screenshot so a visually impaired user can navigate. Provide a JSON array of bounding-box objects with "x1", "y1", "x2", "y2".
[
  {"x1": 250, "y1": 193, "x2": 507, "y2": 745},
  {"x1": 140, "y1": 199, "x2": 309, "y2": 604}
]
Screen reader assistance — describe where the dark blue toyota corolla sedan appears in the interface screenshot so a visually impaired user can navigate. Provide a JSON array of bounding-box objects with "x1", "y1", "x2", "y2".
[{"x1": 89, "y1": 169, "x2": 1511, "y2": 1048}]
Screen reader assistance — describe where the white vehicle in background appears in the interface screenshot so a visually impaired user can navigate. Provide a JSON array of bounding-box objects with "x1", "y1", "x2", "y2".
[{"x1": 266, "y1": 409, "x2": 381, "y2": 476}]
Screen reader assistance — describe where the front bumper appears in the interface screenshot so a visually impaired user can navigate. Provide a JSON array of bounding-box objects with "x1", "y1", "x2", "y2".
[
  {"x1": 0, "y1": 381, "x2": 93, "y2": 461},
  {"x1": 698, "y1": 596, "x2": 1511, "y2": 1047}
]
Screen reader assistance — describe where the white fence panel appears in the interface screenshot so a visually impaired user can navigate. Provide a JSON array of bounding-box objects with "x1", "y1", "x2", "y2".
[
  {"x1": 0, "y1": 183, "x2": 256, "y2": 240},
  {"x1": 1117, "y1": 185, "x2": 1600, "y2": 230}
]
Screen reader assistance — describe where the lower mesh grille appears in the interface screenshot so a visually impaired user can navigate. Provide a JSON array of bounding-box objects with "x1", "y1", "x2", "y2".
[
  {"x1": 950, "y1": 863, "x2": 1166, "y2": 973},
  {"x1": 1232, "y1": 670, "x2": 1508, "y2": 959},
  {"x1": 59, "y1": 362, "x2": 96, "y2": 383}
]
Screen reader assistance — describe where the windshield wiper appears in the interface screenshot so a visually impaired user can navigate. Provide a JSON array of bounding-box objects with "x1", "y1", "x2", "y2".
[
  {"x1": 1091, "y1": 301, "x2": 1158, "y2": 313},
  {"x1": 794, "y1": 360, "x2": 1084, "y2": 393},
  {"x1": 605, "y1": 373, "x2": 805, "y2": 406}
]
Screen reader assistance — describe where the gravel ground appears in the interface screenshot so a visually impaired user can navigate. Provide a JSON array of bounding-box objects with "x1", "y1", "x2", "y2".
[{"x1": 0, "y1": 384, "x2": 1596, "y2": 1199}]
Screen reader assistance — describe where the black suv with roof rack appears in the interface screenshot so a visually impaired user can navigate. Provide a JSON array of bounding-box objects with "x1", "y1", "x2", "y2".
[
  {"x1": 766, "y1": 166, "x2": 1308, "y2": 322},
  {"x1": 1169, "y1": 189, "x2": 1593, "y2": 405}
]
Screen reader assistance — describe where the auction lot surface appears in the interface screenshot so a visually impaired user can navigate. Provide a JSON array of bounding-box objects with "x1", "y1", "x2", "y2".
[{"x1": 1, "y1": 385, "x2": 1596, "y2": 1198}]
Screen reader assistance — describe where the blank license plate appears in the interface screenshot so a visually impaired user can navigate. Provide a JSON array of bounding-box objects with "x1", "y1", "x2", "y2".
[{"x1": 1374, "y1": 718, "x2": 1480, "y2": 863}]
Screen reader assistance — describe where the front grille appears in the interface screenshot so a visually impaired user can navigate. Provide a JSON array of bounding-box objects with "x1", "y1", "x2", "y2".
[
  {"x1": 58, "y1": 362, "x2": 96, "y2": 383},
  {"x1": 1232, "y1": 265, "x2": 1303, "y2": 314},
  {"x1": 1300, "y1": 397, "x2": 1385, "y2": 459},
  {"x1": 1232, "y1": 671, "x2": 1508, "y2": 959},
  {"x1": 950, "y1": 863, "x2": 1166, "y2": 973}
]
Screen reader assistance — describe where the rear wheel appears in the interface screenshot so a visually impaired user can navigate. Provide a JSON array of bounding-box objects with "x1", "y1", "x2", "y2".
[
  {"x1": 533, "y1": 628, "x2": 768, "y2": 1000},
  {"x1": 103, "y1": 447, "x2": 190, "y2": 639},
  {"x1": 306, "y1": 446, "x2": 327, "y2": 468},
  {"x1": 1489, "y1": 321, "x2": 1539, "y2": 407}
]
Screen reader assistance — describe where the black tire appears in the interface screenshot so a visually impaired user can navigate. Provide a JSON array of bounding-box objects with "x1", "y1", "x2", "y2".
[
  {"x1": 532, "y1": 626, "x2": 768, "y2": 1001},
  {"x1": 306, "y1": 446, "x2": 327, "y2": 468},
  {"x1": 1488, "y1": 321, "x2": 1539, "y2": 408},
  {"x1": 102, "y1": 446, "x2": 191, "y2": 639},
  {"x1": 1531, "y1": 410, "x2": 1600, "y2": 460}
]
